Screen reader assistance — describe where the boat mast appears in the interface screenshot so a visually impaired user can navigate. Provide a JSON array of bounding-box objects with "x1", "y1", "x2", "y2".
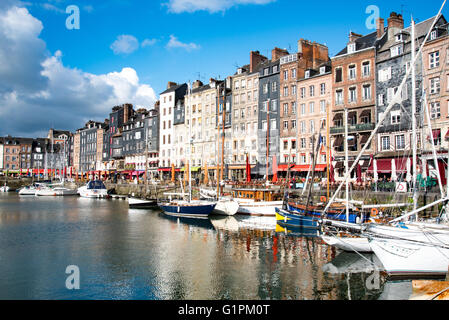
[
  {"x1": 411, "y1": 18, "x2": 418, "y2": 214},
  {"x1": 326, "y1": 101, "x2": 330, "y2": 200},
  {"x1": 221, "y1": 84, "x2": 225, "y2": 194},
  {"x1": 188, "y1": 82, "x2": 192, "y2": 203},
  {"x1": 345, "y1": 107, "x2": 349, "y2": 222},
  {"x1": 266, "y1": 99, "x2": 271, "y2": 184},
  {"x1": 305, "y1": 134, "x2": 319, "y2": 211},
  {"x1": 216, "y1": 87, "x2": 220, "y2": 198},
  {"x1": 144, "y1": 118, "x2": 149, "y2": 197}
]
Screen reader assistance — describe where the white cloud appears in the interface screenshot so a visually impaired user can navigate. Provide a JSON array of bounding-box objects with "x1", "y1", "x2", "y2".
[
  {"x1": 0, "y1": 5, "x2": 157, "y2": 137},
  {"x1": 110, "y1": 34, "x2": 140, "y2": 55},
  {"x1": 141, "y1": 38, "x2": 158, "y2": 47},
  {"x1": 166, "y1": 35, "x2": 200, "y2": 51},
  {"x1": 165, "y1": 0, "x2": 276, "y2": 13}
]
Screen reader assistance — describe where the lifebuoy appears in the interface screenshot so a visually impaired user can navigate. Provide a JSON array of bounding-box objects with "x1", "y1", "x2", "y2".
[
  {"x1": 320, "y1": 196, "x2": 327, "y2": 202},
  {"x1": 371, "y1": 208, "x2": 379, "y2": 216}
]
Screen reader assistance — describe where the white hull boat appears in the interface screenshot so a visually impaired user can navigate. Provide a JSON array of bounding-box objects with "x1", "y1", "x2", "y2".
[
  {"x1": 19, "y1": 187, "x2": 38, "y2": 195},
  {"x1": 321, "y1": 235, "x2": 372, "y2": 253},
  {"x1": 35, "y1": 187, "x2": 78, "y2": 196},
  {"x1": 369, "y1": 236, "x2": 449, "y2": 277},
  {"x1": 235, "y1": 199, "x2": 283, "y2": 216},
  {"x1": 213, "y1": 198, "x2": 239, "y2": 216},
  {"x1": 78, "y1": 180, "x2": 109, "y2": 199},
  {"x1": 128, "y1": 197, "x2": 158, "y2": 209},
  {"x1": 0, "y1": 186, "x2": 10, "y2": 193}
]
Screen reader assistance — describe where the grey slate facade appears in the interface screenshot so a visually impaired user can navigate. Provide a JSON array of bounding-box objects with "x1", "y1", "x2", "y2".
[{"x1": 258, "y1": 60, "x2": 281, "y2": 176}]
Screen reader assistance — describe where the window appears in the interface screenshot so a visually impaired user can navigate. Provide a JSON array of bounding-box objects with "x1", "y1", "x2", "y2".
[
  {"x1": 292, "y1": 102, "x2": 297, "y2": 115},
  {"x1": 362, "y1": 61, "x2": 371, "y2": 77},
  {"x1": 300, "y1": 87, "x2": 306, "y2": 99},
  {"x1": 320, "y1": 100, "x2": 326, "y2": 114},
  {"x1": 283, "y1": 70, "x2": 288, "y2": 80},
  {"x1": 300, "y1": 121, "x2": 306, "y2": 133},
  {"x1": 291, "y1": 85, "x2": 297, "y2": 96},
  {"x1": 391, "y1": 111, "x2": 401, "y2": 124},
  {"x1": 309, "y1": 85, "x2": 315, "y2": 97},
  {"x1": 291, "y1": 120, "x2": 297, "y2": 129},
  {"x1": 395, "y1": 135, "x2": 405, "y2": 150},
  {"x1": 348, "y1": 65, "x2": 356, "y2": 80},
  {"x1": 320, "y1": 83, "x2": 326, "y2": 95},
  {"x1": 273, "y1": 65, "x2": 278, "y2": 73},
  {"x1": 292, "y1": 69, "x2": 297, "y2": 79},
  {"x1": 395, "y1": 34, "x2": 403, "y2": 42},
  {"x1": 433, "y1": 129, "x2": 441, "y2": 145},
  {"x1": 264, "y1": 68, "x2": 269, "y2": 76},
  {"x1": 262, "y1": 120, "x2": 267, "y2": 131},
  {"x1": 378, "y1": 94, "x2": 384, "y2": 106},
  {"x1": 336, "y1": 90, "x2": 343, "y2": 105},
  {"x1": 430, "y1": 51, "x2": 440, "y2": 69},
  {"x1": 348, "y1": 43, "x2": 356, "y2": 53},
  {"x1": 271, "y1": 99, "x2": 277, "y2": 111},
  {"x1": 430, "y1": 101, "x2": 441, "y2": 119},
  {"x1": 300, "y1": 103, "x2": 306, "y2": 115},
  {"x1": 305, "y1": 70, "x2": 310, "y2": 78},
  {"x1": 300, "y1": 138, "x2": 306, "y2": 149},
  {"x1": 391, "y1": 45, "x2": 403, "y2": 57},
  {"x1": 430, "y1": 30, "x2": 437, "y2": 40},
  {"x1": 283, "y1": 121, "x2": 289, "y2": 130},
  {"x1": 430, "y1": 77, "x2": 441, "y2": 94},
  {"x1": 381, "y1": 136, "x2": 390, "y2": 151},
  {"x1": 270, "y1": 119, "x2": 277, "y2": 130},
  {"x1": 378, "y1": 67, "x2": 392, "y2": 82},
  {"x1": 283, "y1": 86, "x2": 289, "y2": 97},
  {"x1": 335, "y1": 68, "x2": 343, "y2": 83},
  {"x1": 349, "y1": 87, "x2": 357, "y2": 103},
  {"x1": 283, "y1": 103, "x2": 289, "y2": 116},
  {"x1": 363, "y1": 85, "x2": 372, "y2": 100},
  {"x1": 309, "y1": 120, "x2": 315, "y2": 133},
  {"x1": 320, "y1": 66, "x2": 326, "y2": 74},
  {"x1": 309, "y1": 102, "x2": 315, "y2": 113},
  {"x1": 272, "y1": 82, "x2": 277, "y2": 92},
  {"x1": 263, "y1": 83, "x2": 269, "y2": 94}
]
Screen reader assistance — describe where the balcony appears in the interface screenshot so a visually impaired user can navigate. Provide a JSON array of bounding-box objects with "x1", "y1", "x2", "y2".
[{"x1": 330, "y1": 123, "x2": 375, "y2": 135}]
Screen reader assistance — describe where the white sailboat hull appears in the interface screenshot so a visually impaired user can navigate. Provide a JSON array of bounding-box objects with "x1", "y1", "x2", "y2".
[
  {"x1": 235, "y1": 199, "x2": 283, "y2": 216},
  {"x1": 35, "y1": 188, "x2": 78, "y2": 196},
  {"x1": 369, "y1": 237, "x2": 449, "y2": 277},
  {"x1": 19, "y1": 188, "x2": 37, "y2": 195},
  {"x1": 321, "y1": 236, "x2": 372, "y2": 253},
  {"x1": 0, "y1": 186, "x2": 10, "y2": 192},
  {"x1": 213, "y1": 199, "x2": 239, "y2": 216},
  {"x1": 78, "y1": 187, "x2": 109, "y2": 198}
]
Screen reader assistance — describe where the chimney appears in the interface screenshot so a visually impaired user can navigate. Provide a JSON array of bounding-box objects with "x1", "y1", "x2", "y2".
[
  {"x1": 387, "y1": 12, "x2": 404, "y2": 30},
  {"x1": 387, "y1": 12, "x2": 404, "y2": 40},
  {"x1": 250, "y1": 51, "x2": 268, "y2": 73},
  {"x1": 192, "y1": 80, "x2": 203, "y2": 89},
  {"x1": 349, "y1": 32, "x2": 363, "y2": 43},
  {"x1": 167, "y1": 81, "x2": 177, "y2": 89},
  {"x1": 377, "y1": 18, "x2": 385, "y2": 38},
  {"x1": 271, "y1": 47, "x2": 289, "y2": 62},
  {"x1": 311, "y1": 42, "x2": 329, "y2": 70}
]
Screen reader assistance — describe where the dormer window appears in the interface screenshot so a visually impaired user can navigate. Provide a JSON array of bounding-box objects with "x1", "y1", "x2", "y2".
[
  {"x1": 320, "y1": 66, "x2": 326, "y2": 74},
  {"x1": 348, "y1": 43, "x2": 356, "y2": 54},
  {"x1": 395, "y1": 34, "x2": 403, "y2": 42},
  {"x1": 305, "y1": 70, "x2": 310, "y2": 79},
  {"x1": 431, "y1": 30, "x2": 437, "y2": 40},
  {"x1": 391, "y1": 45, "x2": 403, "y2": 57},
  {"x1": 238, "y1": 68, "x2": 243, "y2": 74}
]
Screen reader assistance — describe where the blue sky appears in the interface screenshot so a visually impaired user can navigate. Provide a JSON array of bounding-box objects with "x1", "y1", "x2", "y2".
[
  {"x1": 0, "y1": 0, "x2": 448, "y2": 137},
  {"x1": 29, "y1": 0, "x2": 448, "y2": 94}
]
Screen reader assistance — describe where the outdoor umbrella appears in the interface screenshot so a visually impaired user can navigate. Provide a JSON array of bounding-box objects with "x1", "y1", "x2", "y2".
[
  {"x1": 406, "y1": 158, "x2": 412, "y2": 183},
  {"x1": 246, "y1": 155, "x2": 251, "y2": 183},
  {"x1": 356, "y1": 163, "x2": 362, "y2": 183},
  {"x1": 391, "y1": 159, "x2": 397, "y2": 181}
]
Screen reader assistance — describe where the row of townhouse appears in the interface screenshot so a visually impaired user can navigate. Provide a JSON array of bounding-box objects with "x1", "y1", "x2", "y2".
[{"x1": 4, "y1": 11, "x2": 449, "y2": 185}]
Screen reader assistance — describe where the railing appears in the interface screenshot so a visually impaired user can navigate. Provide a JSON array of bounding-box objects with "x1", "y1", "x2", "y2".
[{"x1": 330, "y1": 123, "x2": 375, "y2": 134}]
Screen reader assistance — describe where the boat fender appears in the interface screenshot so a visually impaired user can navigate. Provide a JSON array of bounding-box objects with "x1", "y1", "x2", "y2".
[
  {"x1": 320, "y1": 196, "x2": 327, "y2": 203},
  {"x1": 371, "y1": 208, "x2": 379, "y2": 216}
]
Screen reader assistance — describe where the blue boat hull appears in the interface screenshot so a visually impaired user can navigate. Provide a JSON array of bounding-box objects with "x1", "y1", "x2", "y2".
[
  {"x1": 159, "y1": 203, "x2": 216, "y2": 218},
  {"x1": 276, "y1": 208, "x2": 320, "y2": 229},
  {"x1": 287, "y1": 203, "x2": 366, "y2": 224}
]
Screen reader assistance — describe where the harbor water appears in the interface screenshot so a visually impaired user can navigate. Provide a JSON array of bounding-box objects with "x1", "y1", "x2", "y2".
[{"x1": 0, "y1": 193, "x2": 413, "y2": 300}]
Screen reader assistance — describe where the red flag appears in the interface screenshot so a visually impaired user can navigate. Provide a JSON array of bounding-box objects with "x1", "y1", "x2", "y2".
[{"x1": 246, "y1": 154, "x2": 251, "y2": 183}]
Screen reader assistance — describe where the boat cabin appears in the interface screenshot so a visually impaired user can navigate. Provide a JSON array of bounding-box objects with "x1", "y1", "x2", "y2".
[
  {"x1": 232, "y1": 189, "x2": 281, "y2": 202},
  {"x1": 87, "y1": 180, "x2": 107, "y2": 190}
]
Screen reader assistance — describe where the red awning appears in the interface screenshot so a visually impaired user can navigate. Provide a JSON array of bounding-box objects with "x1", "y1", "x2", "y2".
[
  {"x1": 277, "y1": 164, "x2": 327, "y2": 172},
  {"x1": 368, "y1": 158, "x2": 410, "y2": 173}
]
